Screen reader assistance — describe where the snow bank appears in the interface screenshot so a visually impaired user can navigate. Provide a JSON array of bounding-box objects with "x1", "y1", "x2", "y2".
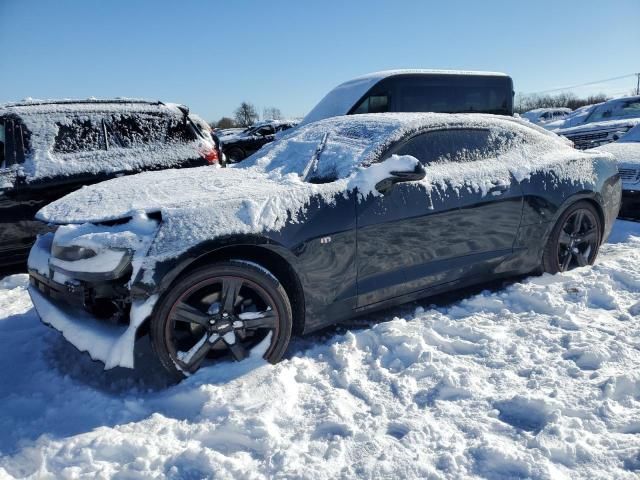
[{"x1": 1, "y1": 220, "x2": 639, "y2": 478}]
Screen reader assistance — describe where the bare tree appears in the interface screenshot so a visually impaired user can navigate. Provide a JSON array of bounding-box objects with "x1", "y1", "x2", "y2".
[
  {"x1": 215, "y1": 117, "x2": 236, "y2": 129},
  {"x1": 262, "y1": 107, "x2": 283, "y2": 121},
  {"x1": 515, "y1": 92, "x2": 609, "y2": 113},
  {"x1": 234, "y1": 102, "x2": 259, "y2": 127}
]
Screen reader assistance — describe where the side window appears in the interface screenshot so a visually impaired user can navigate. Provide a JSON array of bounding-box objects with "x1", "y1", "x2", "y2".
[
  {"x1": 617, "y1": 101, "x2": 640, "y2": 118},
  {"x1": 0, "y1": 119, "x2": 6, "y2": 168},
  {"x1": 167, "y1": 117, "x2": 197, "y2": 144},
  {"x1": 53, "y1": 118, "x2": 104, "y2": 153},
  {"x1": 1, "y1": 117, "x2": 31, "y2": 166},
  {"x1": 352, "y1": 95, "x2": 389, "y2": 114},
  {"x1": 107, "y1": 114, "x2": 169, "y2": 148},
  {"x1": 256, "y1": 125, "x2": 275, "y2": 136},
  {"x1": 393, "y1": 129, "x2": 497, "y2": 165}
]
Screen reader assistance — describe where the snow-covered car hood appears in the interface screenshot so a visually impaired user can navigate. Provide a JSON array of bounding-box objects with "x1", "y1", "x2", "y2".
[
  {"x1": 593, "y1": 142, "x2": 640, "y2": 165},
  {"x1": 556, "y1": 117, "x2": 640, "y2": 136},
  {"x1": 36, "y1": 165, "x2": 341, "y2": 226}
]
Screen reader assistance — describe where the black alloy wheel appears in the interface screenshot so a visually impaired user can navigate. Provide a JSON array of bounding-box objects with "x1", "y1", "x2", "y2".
[
  {"x1": 543, "y1": 201, "x2": 602, "y2": 274},
  {"x1": 150, "y1": 261, "x2": 292, "y2": 379}
]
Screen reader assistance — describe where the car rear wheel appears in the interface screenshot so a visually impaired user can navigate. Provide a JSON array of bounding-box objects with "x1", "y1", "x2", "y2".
[
  {"x1": 225, "y1": 147, "x2": 246, "y2": 163},
  {"x1": 149, "y1": 261, "x2": 293, "y2": 379},
  {"x1": 542, "y1": 201, "x2": 602, "y2": 274}
]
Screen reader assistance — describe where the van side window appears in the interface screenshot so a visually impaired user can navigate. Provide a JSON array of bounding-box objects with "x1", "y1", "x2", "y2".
[
  {"x1": 54, "y1": 118, "x2": 105, "y2": 153},
  {"x1": 394, "y1": 129, "x2": 495, "y2": 165},
  {"x1": 352, "y1": 95, "x2": 389, "y2": 114},
  {"x1": 167, "y1": 117, "x2": 197, "y2": 143}
]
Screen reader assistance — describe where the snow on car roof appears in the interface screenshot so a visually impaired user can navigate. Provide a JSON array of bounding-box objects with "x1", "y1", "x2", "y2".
[{"x1": 300, "y1": 69, "x2": 510, "y2": 126}]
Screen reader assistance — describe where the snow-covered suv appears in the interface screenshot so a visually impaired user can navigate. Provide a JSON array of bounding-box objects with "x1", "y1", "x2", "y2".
[
  {"x1": 556, "y1": 96, "x2": 640, "y2": 149},
  {"x1": 0, "y1": 99, "x2": 220, "y2": 268}
]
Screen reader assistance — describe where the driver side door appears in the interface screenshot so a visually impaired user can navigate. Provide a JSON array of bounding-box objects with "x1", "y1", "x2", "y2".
[{"x1": 355, "y1": 128, "x2": 523, "y2": 309}]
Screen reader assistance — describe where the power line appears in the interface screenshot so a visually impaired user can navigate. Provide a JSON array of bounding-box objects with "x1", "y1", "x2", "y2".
[{"x1": 529, "y1": 73, "x2": 638, "y2": 95}]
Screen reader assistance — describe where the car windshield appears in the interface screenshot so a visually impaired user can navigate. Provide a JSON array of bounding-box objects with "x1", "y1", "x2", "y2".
[
  {"x1": 240, "y1": 117, "x2": 401, "y2": 181},
  {"x1": 585, "y1": 99, "x2": 640, "y2": 123}
]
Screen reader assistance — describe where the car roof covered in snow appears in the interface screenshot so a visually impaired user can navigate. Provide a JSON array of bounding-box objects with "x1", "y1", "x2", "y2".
[{"x1": 300, "y1": 69, "x2": 510, "y2": 126}]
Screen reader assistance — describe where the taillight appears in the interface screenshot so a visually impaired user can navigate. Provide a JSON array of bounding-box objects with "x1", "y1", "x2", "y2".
[{"x1": 201, "y1": 146, "x2": 220, "y2": 165}]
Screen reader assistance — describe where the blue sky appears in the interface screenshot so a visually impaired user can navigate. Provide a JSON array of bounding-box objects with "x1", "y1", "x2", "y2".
[{"x1": 1, "y1": 0, "x2": 638, "y2": 121}]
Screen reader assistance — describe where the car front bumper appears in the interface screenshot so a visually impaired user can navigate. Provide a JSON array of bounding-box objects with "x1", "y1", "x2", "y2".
[{"x1": 28, "y1": 235, "x2": 157, "y2": 369}]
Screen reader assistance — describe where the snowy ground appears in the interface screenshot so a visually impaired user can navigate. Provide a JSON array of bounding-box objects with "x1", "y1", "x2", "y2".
[{"x1": 1, "y1": 222, "x2": 639, "y2": 479}]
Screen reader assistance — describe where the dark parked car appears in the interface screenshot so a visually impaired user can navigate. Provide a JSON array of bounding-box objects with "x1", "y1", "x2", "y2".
[
  {"x1": 28, "y1": 113, "x2": 620, "y2": 379},
  {"x1": 298, "y1": 69, "x2": 515, "y2": 127},
  {"x1": 220, "y1": 120, "x2": 297, "y2": 162},
  {"x1": 0, "y1": 99, "x2": 221, "y2": 269}
]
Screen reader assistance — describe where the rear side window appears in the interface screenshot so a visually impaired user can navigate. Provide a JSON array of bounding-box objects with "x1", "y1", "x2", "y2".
[
  {"x1": 393, "y1": 129, "x2": 498, "y2": 165},
  {"x1": 167, "y1": 117, "x2": 197, "y2": 143},
  {"x1": 107, "y1": 114, "x2": 168, "y2": 147},
  {"x1": 53, "y1": 118, "x2": 104, "y2": 153}
]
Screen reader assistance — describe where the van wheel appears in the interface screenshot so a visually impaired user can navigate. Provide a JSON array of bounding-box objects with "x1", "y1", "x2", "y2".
[
  {"x1": 542, "y1": 201, "x2": 601, "y2": 274},
  {"x1": 149, "y1": 261, "x2": 292, "y2": 379}
]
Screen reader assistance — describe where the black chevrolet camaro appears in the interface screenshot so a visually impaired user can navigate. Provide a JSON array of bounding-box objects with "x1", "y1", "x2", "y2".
[{"x1": 28, "y1": 113, "x2": 621, "y2": 379}]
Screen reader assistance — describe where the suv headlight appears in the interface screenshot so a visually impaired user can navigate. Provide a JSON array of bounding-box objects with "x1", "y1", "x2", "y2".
[{"x1": 51, "y1": 244, "x2": 97, "y2": 261}]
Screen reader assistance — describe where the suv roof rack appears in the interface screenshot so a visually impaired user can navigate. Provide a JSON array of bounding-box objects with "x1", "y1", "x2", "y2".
[{"x1": 1, "y1": 98, "x2": 167, "y2": 108}]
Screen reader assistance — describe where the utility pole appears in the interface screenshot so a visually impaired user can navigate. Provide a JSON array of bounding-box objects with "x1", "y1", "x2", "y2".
[{"x1": 636, "y1": 73, "x2": 640, "y2": 95}]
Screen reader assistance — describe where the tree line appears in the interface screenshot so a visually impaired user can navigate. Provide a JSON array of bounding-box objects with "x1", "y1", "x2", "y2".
[
  {"x1": 212, "y1": 102, "x2": 284, "y2": 129},
  {"x1": 514, "y1": 92, "x2": 609, "y2": 113}
]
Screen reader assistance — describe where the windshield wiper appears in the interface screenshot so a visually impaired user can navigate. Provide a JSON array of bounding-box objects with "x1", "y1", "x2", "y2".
[{"x1": 302, "y1": 132, "x2": 329, "y2": 182}]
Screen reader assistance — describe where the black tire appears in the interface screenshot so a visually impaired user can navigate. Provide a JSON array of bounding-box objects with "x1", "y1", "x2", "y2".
[
  {"x1": 542, "y1": 201, "x2": 602, "y2": 274},
  {"x1": 149, "y1": 261, "x2": 293, "y2": 379},
  {"x1": 225, "y1": 147, "x2": 245, "y2": 163}
]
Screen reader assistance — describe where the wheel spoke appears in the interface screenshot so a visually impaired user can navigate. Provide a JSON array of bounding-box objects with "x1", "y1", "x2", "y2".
[
  {"x1": 223, "y1": 332, "x2": 249, "y2": 361},
  {"x1": 221, "y1": 277, "x2": 243, "y2": 313},
  {"x1": 572, "y1": 211, "x2": 585, "y2": 234},
  {"x1": 581, "y1": 228, "x2": 598, "y2": 244},
  {"x1": 575, "y1": 251, "x2": 588, "y2": 267},
  {"x1": 558, "y1": 230, "x2": 572, "y2": 246},
  {"x1": 238, "y1": 310, "x2": 277, "y2": 330},
  {"x1": 177, "y1": 333, "x2": 213, "y2": 370},
  {"x1": 172, "y1": 302, "x2": 211, "y2": 327},
  {"x1": 560, "y1": 250, "x2": 572, "y2": 271}
]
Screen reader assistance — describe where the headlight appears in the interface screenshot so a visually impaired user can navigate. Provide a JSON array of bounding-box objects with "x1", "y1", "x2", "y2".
[
  {"x1": 52, "y1": 244, "x2": 97, "y2": 261},
  {"x1": 50, "y1": 247, "x2": 133, "y2": 282}
]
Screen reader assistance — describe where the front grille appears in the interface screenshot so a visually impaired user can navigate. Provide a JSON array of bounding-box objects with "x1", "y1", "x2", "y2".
[
  {"x1": 565, "y1": 131, "x2": 609, "y2": 149},
  {"x1": 619, "y1": 168, "x2": 640, "y2": 182},
  {"x1": 564, "y1": 126, "x2": 632, "y2": 150}
]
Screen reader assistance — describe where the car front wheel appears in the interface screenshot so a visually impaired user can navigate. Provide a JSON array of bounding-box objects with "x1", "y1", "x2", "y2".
[
  {"x1": 149, "y1": 261, "x2": 293, "y2": 379},
  {"x1": 542, "y1": 201, "x2": 602, "y2": 274}
]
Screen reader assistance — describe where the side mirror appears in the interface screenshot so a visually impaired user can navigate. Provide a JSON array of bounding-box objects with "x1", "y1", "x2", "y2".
[{"x1": 375, "y1": 163, "x2": 426, "y2": 194}]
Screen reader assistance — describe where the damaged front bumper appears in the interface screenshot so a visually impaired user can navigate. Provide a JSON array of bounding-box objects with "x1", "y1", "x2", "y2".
[{"x1": 28, "y1": 234, "x2": 157, "y2": 369}]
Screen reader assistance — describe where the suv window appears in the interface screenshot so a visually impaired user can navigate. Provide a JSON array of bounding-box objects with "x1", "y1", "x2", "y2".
[
  {"x1": 393, "y1": 129, "x2": 496, "y2": 165},
  {"x1": 1, "y1": 117, "x2": 30, "y2": 166},
  {"x1": 107, "y1": 114, "x2": 168, "y2": 148},
  {"x1": 167, "y1": 117, "x2": 197, "y2": 143},
  {"x1": 53, "y1": 118, "x2": 104, "y2": 153},
  {"x1": 353, "y1": 95, "x2": 389, "y2": 114},
  {"x1": 0, "y1": 120, "x2": 5, "y2": 168}
]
